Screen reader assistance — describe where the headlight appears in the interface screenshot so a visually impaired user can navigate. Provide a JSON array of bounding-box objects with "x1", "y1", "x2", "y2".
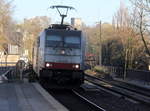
[
  {"x1": 46, "y1": 63, "x2": 50, "y2": 67},
  {"x1": 73, "y1": 64, "x2": 80, "y2": 69},
  {"x1": 75, "y1": 64, "x2": 79, "y2": 69},
  {"x1": 46, "y1": 63, "x2": 52, "y2": 67}
]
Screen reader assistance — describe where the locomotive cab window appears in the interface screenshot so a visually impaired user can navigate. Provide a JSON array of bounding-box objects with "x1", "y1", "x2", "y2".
[
  {"x1": 46, "y1": 35, "x2": 63, "y2": 47},
  {"x1": 64, "y1": 36, "x2": 81, "y2": 49}
]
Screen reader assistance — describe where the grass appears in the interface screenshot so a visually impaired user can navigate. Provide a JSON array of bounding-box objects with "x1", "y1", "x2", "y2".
[{"x1": 85, "y1": 65, "x2": 111, "y2": 79}]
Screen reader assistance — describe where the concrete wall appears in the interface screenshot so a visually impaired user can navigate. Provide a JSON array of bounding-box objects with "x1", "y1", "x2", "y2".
[
  {"x1": 71, "y1": 18, "x2": 82, "y2": 30},
  {"x1": 0, "y1": 55, "x2": 20, "y2": 66}
]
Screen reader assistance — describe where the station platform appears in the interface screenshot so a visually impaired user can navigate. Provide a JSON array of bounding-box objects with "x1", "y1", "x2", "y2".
[{"x1": 0, "y1": 82, "x2": 69, "y2": 111}]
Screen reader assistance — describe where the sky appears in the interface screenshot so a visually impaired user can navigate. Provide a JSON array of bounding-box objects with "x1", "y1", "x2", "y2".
[{"x1": 13, "y1": 0, "x2": 130, "y2": 26}]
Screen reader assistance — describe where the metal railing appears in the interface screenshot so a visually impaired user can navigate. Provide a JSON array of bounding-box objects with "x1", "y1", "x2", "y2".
[
  {"x1": 0, "y1": 61, "x2": 26, "y2": 82},
  {"x1": 98, "y1": 66, "x2": 150, "y2": 84}
]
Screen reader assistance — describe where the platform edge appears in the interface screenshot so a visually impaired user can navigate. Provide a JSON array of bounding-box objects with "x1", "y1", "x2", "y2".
[{"x1": 33, "y1": 83, "x2": 69, "y2": 111}]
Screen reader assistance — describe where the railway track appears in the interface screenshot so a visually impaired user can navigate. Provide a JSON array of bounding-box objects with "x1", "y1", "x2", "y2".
[
  {"x1": 85, "y1": 74, "x2": 150, "y2": 105},
  {"x1": 47, "y1": 89, "x2": 106, "y2": 111},
  {"x1": 42, "y1": 77, "x2": 150, "y2": 111},
  {"x1": 86, "y1": 74, "x2": 150, "y2": 97},
  {"x1": 72, "y1": 89, "x2": 106, "y2": 111},
  {"x1": 110, "y1": 79, "x2": 150, "y2": 97}
]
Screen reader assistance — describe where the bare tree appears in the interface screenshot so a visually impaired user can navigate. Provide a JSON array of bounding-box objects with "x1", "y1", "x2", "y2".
[
  {"x1": 113, "y1": 2, "x2": 136, "y2": 70},
  {"x1": 0, "y1": 0, "x2": 15, "y2": 66},
  {"x1": 130, "y1": 0, "x2": 150, "y2": 56},
  {"x1": 18, "y1": 16, "x2": 51, "y2": 60}
]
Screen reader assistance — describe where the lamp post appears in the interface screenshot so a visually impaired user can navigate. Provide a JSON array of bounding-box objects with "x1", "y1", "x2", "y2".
[
  {"x1": 95, "y1": 20, "x2": 102, "y2": 66},
  {"x1": 99, "y1": 21, "x2": 102, "y2": 66}
]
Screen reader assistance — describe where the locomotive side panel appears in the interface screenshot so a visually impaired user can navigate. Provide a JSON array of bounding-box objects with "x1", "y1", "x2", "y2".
[
  {"x1": 33, "y1": 31, "x2": 46, "y2": 75},
  {"x1": 38, "y1": 31, "x2": 46, "y2": 74},
  {"x1": 33, "y1": 37, "x2": 39, "y2": 74},
  {"x1": 81, "y1": 32, "x2": 86, "y2": 69}
]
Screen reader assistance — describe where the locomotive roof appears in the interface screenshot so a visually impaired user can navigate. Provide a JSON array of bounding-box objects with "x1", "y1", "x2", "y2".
[
  {"x1": 45, "y1": 28, "x2": 81, "y2": 37},
  {"x1": 42, "y1": 24, "x2": 82, "y2": 37},
  {"x1": 46, "y1": 24, "x2": 79, "y2": 30}
]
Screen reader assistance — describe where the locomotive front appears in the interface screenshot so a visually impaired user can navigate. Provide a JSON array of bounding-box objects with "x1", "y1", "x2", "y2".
[
  {"x1": 36, "y1": 25, "x2": 85, "y2": 87},
  {"x1": 33, "y1": 5, "x2": 85, "y2": 88}
]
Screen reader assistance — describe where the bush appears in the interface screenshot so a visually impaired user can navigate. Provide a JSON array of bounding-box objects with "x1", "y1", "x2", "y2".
[
  {"x1": 93, "y1": 66, "x2": 110, "y2": 78},
  {"x1": 85, "y1": 69, "x2": 96, "y2": 75},
  {"x1": 93, "y1": 66, "x2": 108, "y2": 74}
]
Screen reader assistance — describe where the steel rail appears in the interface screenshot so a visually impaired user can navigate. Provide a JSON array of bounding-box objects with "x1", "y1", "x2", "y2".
[
  {"x1": 72, "y1": 89, "x2": 106, "y2": 111},
  {"x1": 85, "y1": 74, "x2": 150, "y2": 97},
  {"x1": 85, "y1": 74, "x2": 150, "y2": 105}
]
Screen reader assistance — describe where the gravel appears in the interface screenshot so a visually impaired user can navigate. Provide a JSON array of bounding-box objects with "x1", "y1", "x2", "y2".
[
  {"x1": 77, "y1": 82, "x2": 150, "y2": 111},
  {"x1": 48, "y1": 89, "x2": 99, "y2": 111}
]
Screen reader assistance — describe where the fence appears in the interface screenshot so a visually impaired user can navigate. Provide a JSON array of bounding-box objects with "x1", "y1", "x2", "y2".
[
  {"x1": 0, "y1": 66, "x2": 16, "y2": 75},
  {"x1": 103, "y1": 66, "x2": 150, "y2": 83},
  {"x1": 0, "y1": 61, "x2": 26, "y2": 82}
]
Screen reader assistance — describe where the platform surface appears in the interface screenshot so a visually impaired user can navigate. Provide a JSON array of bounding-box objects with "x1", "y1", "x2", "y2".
[{"x1": 0, "y1": 82, "x2": 68, "y2": 111}]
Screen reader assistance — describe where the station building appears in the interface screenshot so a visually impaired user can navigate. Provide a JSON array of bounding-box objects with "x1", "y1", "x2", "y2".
[{"x1": 71, "y1": 18, "x2": 82, "y2": 30}]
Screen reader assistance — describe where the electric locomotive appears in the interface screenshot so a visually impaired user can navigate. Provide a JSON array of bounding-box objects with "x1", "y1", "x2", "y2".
[{"x1": 33, "y1": 5, "x2": 85, "y2": 88}]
